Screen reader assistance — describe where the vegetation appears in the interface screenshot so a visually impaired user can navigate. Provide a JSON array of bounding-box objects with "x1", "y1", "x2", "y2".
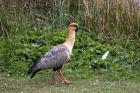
[
  {"x1": 0, "y1": 0, "x2": 140, "y2": 92},
  {"x1": 0, "y1": 75, "x2": 140, "y2": 93}
]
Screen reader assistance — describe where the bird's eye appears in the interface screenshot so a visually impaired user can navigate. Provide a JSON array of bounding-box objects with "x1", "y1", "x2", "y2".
[{"x1": 72, "y1": 25, "x2": 78, "y2": 28}]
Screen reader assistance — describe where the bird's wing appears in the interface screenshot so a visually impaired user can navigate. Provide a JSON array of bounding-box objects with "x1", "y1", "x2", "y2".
[
  {"x1": 44, "y1": 44, "x2": 70, "y2": 58},
  {"x1": 37, "y1": 44, "x2": 70, "y2": 69}
]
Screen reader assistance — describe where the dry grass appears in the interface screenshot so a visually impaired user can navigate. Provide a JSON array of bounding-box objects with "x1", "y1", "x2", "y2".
[
  {"x1": 0, "y1": 75, "x2": 140, "y2": 93},
  {"x1": 0, "y1": 0, "x2": 139, "y2": 42}
]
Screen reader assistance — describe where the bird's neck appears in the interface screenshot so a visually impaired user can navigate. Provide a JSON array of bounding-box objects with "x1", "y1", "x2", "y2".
[{"x1": 63, "y1": 30, "x2": 75, "y2": 54}]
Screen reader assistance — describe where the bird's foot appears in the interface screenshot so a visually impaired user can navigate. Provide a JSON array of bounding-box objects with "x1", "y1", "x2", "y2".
[
  {"x1": 62, "y1": 80, "x2": 72, "y2": 84},
  {"x1": 53, "y1": 80, "x2": 61, "y2": 85},
  {"x1": 50, "y1": 80, "x2": 59, "y2": 85},
  {"x1": 54, "y1": 82, "x2": 59, "y2": 85}
]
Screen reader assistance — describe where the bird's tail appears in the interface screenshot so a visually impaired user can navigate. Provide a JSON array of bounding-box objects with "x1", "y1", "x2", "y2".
[
  {"x1": 27, "y1": 61, "x2": 41, "y2": 78},
  {"x1": 29, "y1": 69, "x2": 41, "y2": 78}
]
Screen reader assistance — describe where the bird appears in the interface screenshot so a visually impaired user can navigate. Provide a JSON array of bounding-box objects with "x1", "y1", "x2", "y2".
[{"x1": 28, "y1": 23, "x2": 78, "y2": 84}]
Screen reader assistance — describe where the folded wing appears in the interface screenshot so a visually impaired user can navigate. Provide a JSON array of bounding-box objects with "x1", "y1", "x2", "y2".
[{"x1": 28, "y1": 44, "x2": 70, "y2": 78}]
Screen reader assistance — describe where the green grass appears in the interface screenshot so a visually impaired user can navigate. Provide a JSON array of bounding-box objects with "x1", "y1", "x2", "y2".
[{"x1": 0, "y1": 74, "x2": 140, "y2": 93}]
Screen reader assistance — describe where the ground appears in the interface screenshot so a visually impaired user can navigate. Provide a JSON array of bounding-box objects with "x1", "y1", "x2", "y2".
[{"x1": 0, "y1": 74, "x2": 140, "y2": 93}]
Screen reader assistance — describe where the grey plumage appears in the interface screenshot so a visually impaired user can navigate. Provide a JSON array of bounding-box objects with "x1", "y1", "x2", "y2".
[{"x1": 28, "y1": 44, "x2": 70, "y2": 78}]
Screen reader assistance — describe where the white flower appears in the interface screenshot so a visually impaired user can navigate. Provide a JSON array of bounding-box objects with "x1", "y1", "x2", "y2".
[
  {"x1": 4, "y1": 83, "x2": 7, "y2": 87},
  {"x1": 64, "y1": 13, "x2": 68, "y2": 16}
]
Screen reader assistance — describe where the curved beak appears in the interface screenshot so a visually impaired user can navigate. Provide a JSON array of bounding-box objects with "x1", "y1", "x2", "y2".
[{"x1": 76, "y1": 27, "x2": 79, "y2": 32}]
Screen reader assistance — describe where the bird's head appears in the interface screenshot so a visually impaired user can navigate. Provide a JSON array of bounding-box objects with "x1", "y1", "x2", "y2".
[{"x1": 68, "y1": 23, "x2": 78, "y2": 32}]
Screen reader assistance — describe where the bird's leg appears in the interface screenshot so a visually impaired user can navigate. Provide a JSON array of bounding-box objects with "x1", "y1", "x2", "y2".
[
  {"x1": 58, "y1": 69, "x2": 70, "y2": 84},
  {"x1": 52, "y1": 71, "x2": 58, "y2": 84}
]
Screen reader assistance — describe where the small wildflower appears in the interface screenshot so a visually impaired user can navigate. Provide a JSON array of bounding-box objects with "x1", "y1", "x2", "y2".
[
  {"x1": 7, "y1": 74, "x2": 10, "y2": 77},
  {"x1": 4, "y1": 83, "x2": 7, "y2": 88},
  {"x1": 64, "y1": 13, "x2": 68, "y2": 16}
]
